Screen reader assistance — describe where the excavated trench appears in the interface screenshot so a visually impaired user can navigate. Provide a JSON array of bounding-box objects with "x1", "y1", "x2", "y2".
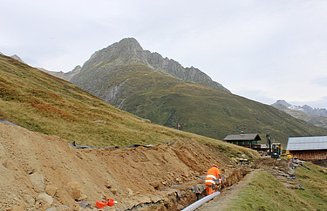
[{"x1": 128, "y1": 167, "x2": 250, "y2": 211}]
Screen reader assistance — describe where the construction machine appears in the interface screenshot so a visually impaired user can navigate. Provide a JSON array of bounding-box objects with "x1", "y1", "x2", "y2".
[{"x1": 271, "y1": 143, "x2": 282, "y2": 158}]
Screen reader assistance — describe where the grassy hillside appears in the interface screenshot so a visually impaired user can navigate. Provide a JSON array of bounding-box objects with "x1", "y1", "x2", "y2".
[
  {"x1": 71, "y1": 63, "x2": 327, "y2": 146},
  {"x1": 0, "y1": 54, "x2": 259, "y2": 160},
  {"x1": 227, "y1": 163, "x2": 327, "y2": 210}
]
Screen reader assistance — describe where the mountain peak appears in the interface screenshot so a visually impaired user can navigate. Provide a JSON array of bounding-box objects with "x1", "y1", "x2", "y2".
[
  {"x1": 10, "y1": 54, "x2": 25, "y2": 63},
  {"x1": 273, "y1": 100, "x2": 292, "y2": 108},
  {"x1": 77, "y1": 38, "x2": 229, "y2": 91},
  {"x1": 116, "y1": 37, "x2": 143, "y2": 51}
]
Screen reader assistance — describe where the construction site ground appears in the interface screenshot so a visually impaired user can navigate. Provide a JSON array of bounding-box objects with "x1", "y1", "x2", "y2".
[
  {"x1": 2, "y1": 122, "x2": 324, "y2": 210},
  {"x1": 0, "y1": 123, "x2": 254, "y2": 211}
]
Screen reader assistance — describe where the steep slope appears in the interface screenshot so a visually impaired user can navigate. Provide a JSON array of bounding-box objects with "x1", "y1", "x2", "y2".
[
  {"x1": 272, "y1": 100, "x2": 327, "y2": 129},
  {"x1": 0, "y1": 54, "x2": 259, "y2": 151},
  {"x1": 69, "y1": 39, "x2": 327, "y2": 146}
]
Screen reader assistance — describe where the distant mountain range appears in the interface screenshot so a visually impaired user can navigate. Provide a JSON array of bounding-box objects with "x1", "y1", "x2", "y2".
[
  {"x1": 28, "y1": 38, "x2": 327, "y2": 144},
  {"x1": 10, "y1": 54, "x2": 25, "y2": 63},
  {"x1": 39, "y1": 65, "x2": 82, "y2": 81},
  {"x1": 272, "y1": 100, "x2": 327, "y2": 128}
]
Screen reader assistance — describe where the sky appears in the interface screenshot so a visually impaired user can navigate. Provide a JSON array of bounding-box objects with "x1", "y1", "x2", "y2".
[{"x1": 1, "y1": 0, "x2": 327, "y2": 108}]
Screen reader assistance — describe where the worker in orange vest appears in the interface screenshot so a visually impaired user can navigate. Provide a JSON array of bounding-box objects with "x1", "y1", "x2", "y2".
[{"x1": 205, "y1": 164, "x2": 221, "y2": 195}]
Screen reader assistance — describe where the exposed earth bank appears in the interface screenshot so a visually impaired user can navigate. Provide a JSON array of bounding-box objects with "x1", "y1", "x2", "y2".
[{"x1": 0, "y1": 123, "x2": 253, "y2": 210}]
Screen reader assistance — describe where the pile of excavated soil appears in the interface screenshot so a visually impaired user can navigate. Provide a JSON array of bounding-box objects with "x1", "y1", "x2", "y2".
[{"x1": 0, "y1": 123, "x2": 242, "y2": 210}]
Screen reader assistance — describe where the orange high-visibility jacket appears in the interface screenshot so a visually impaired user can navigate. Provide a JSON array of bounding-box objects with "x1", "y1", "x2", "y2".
[{"x1": 205, "y1": 167, "x2": 220, "y2": 186}]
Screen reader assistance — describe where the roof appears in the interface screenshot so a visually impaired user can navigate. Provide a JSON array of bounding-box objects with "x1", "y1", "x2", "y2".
[
  {"x1": 286, "y1": 136, "x2": 327, "y2": 151},
  {"x1": 224, "y1": 133, "x2": 261, "y2": 141}
]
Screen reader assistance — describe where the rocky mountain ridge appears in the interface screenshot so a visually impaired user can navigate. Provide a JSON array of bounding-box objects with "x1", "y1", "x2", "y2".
[
  {"x1": 272, "y1": 100, "x2": 327, "y2": 128},
  {"x1": 75, "y1": 38, "x2": 228, "y2": 91},
  {"x1": 40, "y1": 65, "x2": 81, "y2": 81}
]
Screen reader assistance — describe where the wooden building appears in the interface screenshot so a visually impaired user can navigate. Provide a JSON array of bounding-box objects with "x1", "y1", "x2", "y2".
[
  {"x1": 224, "y1": 133, "x2": 261, "y2": 149},
  {"x1": 286, "y1": 136, "x2": 327, "y2": 161}
]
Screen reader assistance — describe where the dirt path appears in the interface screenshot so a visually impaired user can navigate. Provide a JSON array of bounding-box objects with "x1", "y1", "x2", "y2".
[{"x1": 197, "y1": 169, "x2": 262, "y2": 211}]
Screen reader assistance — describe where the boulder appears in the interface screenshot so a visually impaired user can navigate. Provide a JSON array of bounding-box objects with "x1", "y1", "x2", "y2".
[
  {"x1": 37, "y1": 192, "x2": 53, "y2": 205},
  {"x1": 29, "y1": 173, "x2": 45, "y2": 192},
  {"x1": 46, "y1": 185, "x2": 58, "y2": 197},
  {"x1": 67, "y1": 182, "x2": 82, "y2": 201}
]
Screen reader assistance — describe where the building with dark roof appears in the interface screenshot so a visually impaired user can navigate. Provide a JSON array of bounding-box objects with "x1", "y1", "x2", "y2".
[
  {"x1": 286, "y1": 136, "x2": 327, "y2": 161},
  {"x1": 224, "y1": 133, "x2": 261, "y2": 149}
]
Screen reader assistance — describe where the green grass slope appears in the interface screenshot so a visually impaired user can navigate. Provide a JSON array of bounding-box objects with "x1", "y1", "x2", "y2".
[
  {"x1": 227, "y1": 163, "x2": 327, "y2": 210},
  {"x1": 0, "y1": 54, "x2": 259, "y2": 161},
  {"x1": 71, "y1": 63, "x2": 327, "y2": 146}
]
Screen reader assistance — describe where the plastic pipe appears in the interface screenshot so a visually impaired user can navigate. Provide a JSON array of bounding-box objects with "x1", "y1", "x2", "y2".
[{"x1": 181, "y1": 191, "x2": 220, "y2": 211}]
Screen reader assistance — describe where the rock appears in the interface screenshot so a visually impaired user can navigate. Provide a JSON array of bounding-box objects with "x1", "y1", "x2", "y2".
[
  {"x1": 78, "y1": 194, "x2": 88, "y2": 201},
  {"x1": 175, "y1": 177, "x2": 182, "y2": 183},
  {"x1": 320, "y1": 169, "x2": 327, "y2": 174},
  {"x1": 46, "y1": 207, "x2": 58, "y2": 211},
  {"x1": 37, "y1": 192, "x2": 53, "y2": 205},
  {"x1": 67, "y1": 182, "x2": 83, "y2": 200},
  {"x1": 56, "y1": 205, "x2": 70, "y2": 211},
  {"x1": 127, "y1": 188, "x2": 134, "y2": 196},
  {"x1": 46, "y1": 185, "x2": 58, "y2": 197},
  {"x1": 111, "y1": 188, "x2": 118, "y2": 195},
  {"x1": 29, "y1": 173, "x2": 45, "y2": 192},
  {"x1": 177, "y1": 204, "x2": 184, "y2": 210},
  {"x1": 105, "y1": 180, "x2": 112, "y2": 189},
  {"x1": 77, "y1": 200, "x2": 92, "y2": 209},
  {"x1": 150, "y1": 182, "x2": 160, "y2": 190},
  {"x1": 288, "y1": 168, "x2": 295, "y2": 175},
  {"x1": 298, "y1": 184, "x2": 305, "y2": 190},
  {"x1": 26, "y1": 167, "x2": 36, "y2": 175}
]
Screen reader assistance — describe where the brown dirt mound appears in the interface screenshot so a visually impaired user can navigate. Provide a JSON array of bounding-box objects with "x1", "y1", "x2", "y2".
[{"x1": 0, "y1": 123, "x2": 243, "y2": 210}]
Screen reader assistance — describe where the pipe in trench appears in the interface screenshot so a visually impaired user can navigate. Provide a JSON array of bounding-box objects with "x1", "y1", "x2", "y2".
[{"x1": 181, "y1": 191, "x2": 221, "y2": 211}]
